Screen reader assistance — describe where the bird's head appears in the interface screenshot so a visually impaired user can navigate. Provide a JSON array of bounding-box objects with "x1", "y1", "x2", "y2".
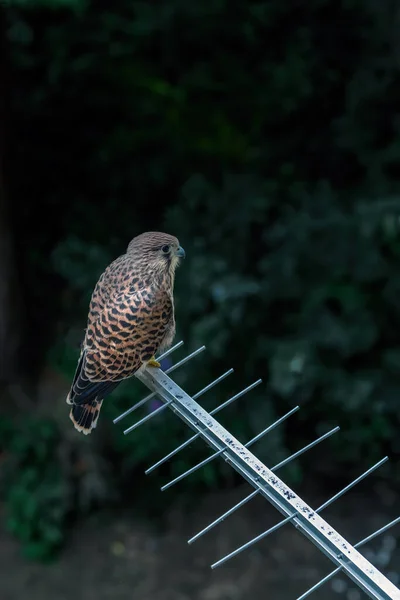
[{"x1": 127, "y1": 231, "x2": 185, "y2": 279}]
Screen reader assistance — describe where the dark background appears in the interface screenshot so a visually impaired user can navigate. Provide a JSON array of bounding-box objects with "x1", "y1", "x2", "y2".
[{"x1": 0, "y1": 1, "x2": 399, "y2": 598}]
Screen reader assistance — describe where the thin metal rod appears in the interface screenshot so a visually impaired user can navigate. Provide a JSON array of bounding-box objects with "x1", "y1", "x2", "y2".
[
  {"x1": 114, "y1": 345, "x2": 205, "y2": 424},
  {"x1": 193, "y1": 369, "x2": 234, "y2": 400},
  {"x1": 297, "y1": 516, "x2": 400, "y2": 600},
  {"x1": 145, "y1": 379, "x2": 263, "y2": 475},
  {"x1": 189, "y1": 490, "x2": 261, "y2": 545},
  {"x1": 188, "y1": 426, "x2": 340, "y2": 545},
  {"x1": 123, "y1": 367, "x2": 233, "y2": 435},
  {"x1": 273, "y1": 426, "x2": 339, "y2": 471},
  {"x1": 316, "y1": 456, "x2": 388, "y2": 513},
  {"x1": 156, "y1": 340, "x2": 184, "y2": 361},
  {"x1": 161, "y1": 406, "x2": 300, "y2": 492},
  {"x1": 210, "y1": 456, "x2": 389, "y2": 569}
]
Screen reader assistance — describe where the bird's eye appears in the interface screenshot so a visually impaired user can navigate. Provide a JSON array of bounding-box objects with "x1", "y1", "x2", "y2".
[{"x1": 161, "y1": 244, "x2": 170, "y2": 254}]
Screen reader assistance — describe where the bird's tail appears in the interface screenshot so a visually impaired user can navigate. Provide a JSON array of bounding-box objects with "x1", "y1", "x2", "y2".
[{"x1": 69, "y1": 398, "x2": 103, "y2": 435}]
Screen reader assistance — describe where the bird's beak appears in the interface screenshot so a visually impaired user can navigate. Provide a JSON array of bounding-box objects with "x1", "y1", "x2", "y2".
[{"x1": 175, "y1": 246, "x2": 186, "y2": 259}]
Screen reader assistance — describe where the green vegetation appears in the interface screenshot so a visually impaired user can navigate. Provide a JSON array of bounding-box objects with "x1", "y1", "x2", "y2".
[{"x1": 1, "y1": 0, "x2": 399, "y2": 558}]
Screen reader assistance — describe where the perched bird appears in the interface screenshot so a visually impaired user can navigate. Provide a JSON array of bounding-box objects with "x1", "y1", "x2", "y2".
[{"x1": 66, "y1": 231, "x2": 185, "y2": 434}]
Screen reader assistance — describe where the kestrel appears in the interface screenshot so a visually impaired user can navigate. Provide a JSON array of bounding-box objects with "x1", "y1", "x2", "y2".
[{"x1": 66, "y1": 231, "x2": 185, "y2": 434}]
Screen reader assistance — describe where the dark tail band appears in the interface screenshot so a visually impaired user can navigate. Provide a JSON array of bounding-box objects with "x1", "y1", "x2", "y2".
[{"x1": 69, "y1": 399, "x2": 103, "y2": 435}]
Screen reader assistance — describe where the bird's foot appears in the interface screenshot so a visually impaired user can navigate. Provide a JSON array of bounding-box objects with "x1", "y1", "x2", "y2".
[{"x1": 147, "y1": 356, "x2": 161, "y2": 368}]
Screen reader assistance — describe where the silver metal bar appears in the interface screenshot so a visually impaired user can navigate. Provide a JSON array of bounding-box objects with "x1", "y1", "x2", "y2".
[
  {"x1": 253, "y1": 455, "x2": 391, "y2": 544},
  {"x1": 145, "y1": 379, "x2": 263, "y2": 475},
  {"x1": 113, "y1": 345, "x2": 205, "y2": 424},
  {"x1": 211, "y1": 456, "x2": 389, "y2": 569},
  {"x1": 123, "y1": 367, "x2": 233, "y2": 436},
  {"x1": 188, "y1": 426, "x2": 340, "y2": 545},
  {"x1": 297, "y1": 516, "x2": 400, "y2": 600},
  {"x1": 160, "y1": 406, "x2": 300, "y2": 492},
  {"x1": 134, "y1": 367, "x2": 400, "y2": 600}
]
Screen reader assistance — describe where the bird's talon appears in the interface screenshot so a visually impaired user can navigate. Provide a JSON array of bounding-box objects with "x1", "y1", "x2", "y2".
[{"x1": 147, "y1": 357, "x2": 161, "y2": 368}]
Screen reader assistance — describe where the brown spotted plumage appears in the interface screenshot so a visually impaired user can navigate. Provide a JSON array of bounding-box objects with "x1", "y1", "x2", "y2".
[{"x1": 66, "y1": 231, "x2": 185, "y2": 434}]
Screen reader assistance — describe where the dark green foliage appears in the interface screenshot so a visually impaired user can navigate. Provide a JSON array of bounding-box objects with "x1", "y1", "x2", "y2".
[
  {"x1": 1, "y1": 0, "x2": 400, "y2": 558},
  {"x1": 167, "y1": 178, "x2": 400, "y2": 470},
  {"x1": 0, "y1": 417, "x2": 73, "y2": 560}
]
